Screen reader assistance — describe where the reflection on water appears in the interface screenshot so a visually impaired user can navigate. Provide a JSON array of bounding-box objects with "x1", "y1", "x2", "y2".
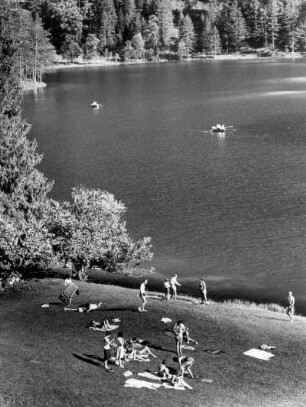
[{"x1": 22, "y1": 59, "x2": 306, "y2": 313}]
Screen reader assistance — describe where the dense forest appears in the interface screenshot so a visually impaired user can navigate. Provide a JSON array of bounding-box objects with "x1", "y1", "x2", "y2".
[
  {"x1": 6, "y1": 0, "x2": 306, "y2": 85},
  {"x1": 0, "y1": 0, "x2": 154, "y2": 285}
]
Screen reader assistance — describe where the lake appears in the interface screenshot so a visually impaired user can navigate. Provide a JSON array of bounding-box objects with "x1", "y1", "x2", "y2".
[{"x1": 22, "y1": 58, "x2": 306, "y2": 312}]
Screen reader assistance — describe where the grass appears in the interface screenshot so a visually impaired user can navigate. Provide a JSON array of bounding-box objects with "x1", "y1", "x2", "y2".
[{"x1": 1, "y1": 278, "x2": 306, "y2": 407}]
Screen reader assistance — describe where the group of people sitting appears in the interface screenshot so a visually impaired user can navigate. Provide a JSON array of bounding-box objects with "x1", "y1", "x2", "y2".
[
  {"x1": 102, "y1": 331, "x2": 158, "y2": 371},
  {"x1": 100, "y1": 317, "x2": 196, "y2": 389}
]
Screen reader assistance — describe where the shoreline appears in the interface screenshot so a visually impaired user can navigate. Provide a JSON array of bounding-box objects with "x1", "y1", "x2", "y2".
[
  {"x1": 22, "y1": 51, "x2": 305, "y2": 91},
  {"x1": 50, "y1": 267, "x2": 291, "y2": 316}
]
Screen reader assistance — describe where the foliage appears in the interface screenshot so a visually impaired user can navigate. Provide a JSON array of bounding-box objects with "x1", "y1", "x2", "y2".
[
  {"x1": 21, "y1": 0, "x2": 306, "y2": 60},
  {"x1": 48, "y1": 187, "x2": 153, "y2": 280}
]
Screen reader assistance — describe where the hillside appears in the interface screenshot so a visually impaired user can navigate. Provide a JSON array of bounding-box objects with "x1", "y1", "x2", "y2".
[{"x1": 1, "y1": 279, "x2": 306, "y2": 407}]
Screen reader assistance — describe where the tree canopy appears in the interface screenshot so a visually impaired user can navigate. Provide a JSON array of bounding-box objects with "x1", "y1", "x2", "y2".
[
  {"x1": 11, "y1": 0, "x2": 306, "y2": 64},
  {"x1": 0, "y1": 0, "x2": 153, "y2": 282}
]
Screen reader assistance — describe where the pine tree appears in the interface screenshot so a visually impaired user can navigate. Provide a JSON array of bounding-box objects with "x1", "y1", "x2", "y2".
[
  {"x1": 281, "y1": 0, "x2": 302, "y2": 52},
  {"x1": 157, "y1": 0, "x2": 175, "y2": 49},
  {"x1": 179, "y1": 13, "x2": 195, "y2": 57},
  {"x1": 0, "y1": 1, "x2": 21, "y2": 117},
  {"x1": 88, "y1": 0, "x2": 117, "y2": 51},
  {"x1": 0, "y1": 0, "x2": 54, "y2": 280}
]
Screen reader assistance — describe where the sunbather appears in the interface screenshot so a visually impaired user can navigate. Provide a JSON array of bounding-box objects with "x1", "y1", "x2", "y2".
[
  {"x1": 90, "y1": 319, "x2": 112, "y2": 330},
  {"x1": 178, "y1": 355, "x2": 194, "y2": 378},
  {"x1": 184, "y1": 327, "x2": 198, "y2": 345},
  {"x1": 157, "y1": 359, "x2": 172, "y2": 379},
  {"x1": 170, "y1": 373, "x2": 193, "y2": 390},
  {"x1": 125, "y1": 338, "x2": 157, "y2": 361}
]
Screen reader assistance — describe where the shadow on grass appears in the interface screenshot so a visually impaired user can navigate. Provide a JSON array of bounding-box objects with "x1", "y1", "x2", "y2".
[
  {"x1": 83, "y1": 353, "x2": 104, "y2": 363},
  {"x1": 100, "y1": 307, "x2": 138, "y2": 312},
  {"x1": 49, "y1": 302, "x2": 65, "y2": 307},
  {"x1": 72, "y1": 353, "x2": 102, "y2": 367}
]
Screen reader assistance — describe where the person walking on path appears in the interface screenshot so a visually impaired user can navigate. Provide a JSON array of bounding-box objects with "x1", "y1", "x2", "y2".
[
  {"x1": 103, "y1": 331, "x2": 115, "y2": 372},
  {"x1": 286, "y1": 291, "x2": 295, "y2": 322},
  {"x1": 170, "y1": 274, "x2": 181, "y2": 300},
  {"x1": 138, "y1": 279, "x2": 148, "y2": 312},
  {"x1": 164, "y1": 279, "x2": 170, "y2": 301},
  {"x1": 173, "y1": 320, "x2": 186, "y2": 356},
  {"x1": 199, "y1": 277, "x2": 208, "y2": 304}
]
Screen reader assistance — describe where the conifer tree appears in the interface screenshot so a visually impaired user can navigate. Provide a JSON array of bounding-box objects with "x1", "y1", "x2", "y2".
[
  {"x1": 0, "y1": 0, "x2": 54, "y2": 280},
  {"x1": 179, "y1": 13, "x2": 195, "y2": 57},
  {"x1": 157, "y1": 0, "x2": 175, "y2": 49}
]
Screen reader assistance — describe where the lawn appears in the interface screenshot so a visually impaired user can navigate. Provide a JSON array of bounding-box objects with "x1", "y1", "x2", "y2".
[{"x1": 1, "y1": 278, "x2": 306, "y2": 407}]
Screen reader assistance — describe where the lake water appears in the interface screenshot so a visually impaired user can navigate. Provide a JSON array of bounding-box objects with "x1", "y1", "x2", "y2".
[{"x1": 22, "y1": 59, "x2": 306, "y2": 312}]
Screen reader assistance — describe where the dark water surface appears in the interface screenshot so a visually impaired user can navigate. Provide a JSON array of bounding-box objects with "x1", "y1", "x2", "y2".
[{"x1": 22, "y1": 59, "x2": 306, "y2": 312}]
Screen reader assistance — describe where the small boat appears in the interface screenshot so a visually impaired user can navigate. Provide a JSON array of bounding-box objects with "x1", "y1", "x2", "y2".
[
  {"x1": 211, "y1": 124, "x2": 226, "y2": 133},
  {"x1": 91, "y1": 101, "x2": 102, "y2": 109}
]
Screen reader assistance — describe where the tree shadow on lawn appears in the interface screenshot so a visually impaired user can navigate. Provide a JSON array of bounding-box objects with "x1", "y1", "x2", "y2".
[
  {"x1": 100, "y1": 307, "x2": 139, "y2": 312},
  {"x1": 72, "y1": 353, "x2": 103, "y2": 367}
]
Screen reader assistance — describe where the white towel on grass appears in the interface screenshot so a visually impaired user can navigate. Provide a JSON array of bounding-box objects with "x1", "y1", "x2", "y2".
[
  {"x1": 124, "y1": 378, "x2": 161, "y2": 390},
  {"x1": 123, "y1": 371, "x2": 133, "y2": 377},
  {"x1": 161, "y1": 317, "x2": 172, "y2": 324},
  {"x1": 243, "y1": 348, "x2": 275, "y2": 361}
]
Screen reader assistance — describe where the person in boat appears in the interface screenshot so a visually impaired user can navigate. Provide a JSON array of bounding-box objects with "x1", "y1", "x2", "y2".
[{"x1": 212, "y1": 123, "x2": 225, "y2": 132}]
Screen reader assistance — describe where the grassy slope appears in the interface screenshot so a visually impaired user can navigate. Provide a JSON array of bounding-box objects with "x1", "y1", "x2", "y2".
[{"x1": 1, "y1": 279, "x2": 306, "y2": 407}]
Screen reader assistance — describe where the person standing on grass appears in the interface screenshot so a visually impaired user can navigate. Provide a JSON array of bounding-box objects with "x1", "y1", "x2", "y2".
[
  {"x1": 286, "y1": 291, "x2": 295, "y2": 322},
  {"x1": 164, "y1": 279, "x2": 170, "y2": 300},
  {"x1": 199, "y1": 277, "x2": 208, "y2": 304},
  {"x1": 115, "y1": 331, "x2": 125, "y2": 368},
  {"x1": 103, "y1": 331, "x2": 115, "y2": 372},
  {"x1": 173, "y1": 320, "x2": 186, "y2": 356},
  {"x1": 170, "y1": 274, "x2": 181, "y2": 300},
  {"x1": 138, "y1": 279, "x2": 148, "y2": 312}
]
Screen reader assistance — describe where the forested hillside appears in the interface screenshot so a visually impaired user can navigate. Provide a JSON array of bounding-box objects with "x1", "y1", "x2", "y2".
[{"x1": 6, "y1": 0, "x2": 306, "y2": 82}]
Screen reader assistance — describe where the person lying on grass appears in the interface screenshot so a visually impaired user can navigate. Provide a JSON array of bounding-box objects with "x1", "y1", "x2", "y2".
[
  {"x1": 90, "y1": 319, "x2": 112, "y2": 330},
  {"x1": 125, "y1": 338, "x2": 158, "y2": 362}
]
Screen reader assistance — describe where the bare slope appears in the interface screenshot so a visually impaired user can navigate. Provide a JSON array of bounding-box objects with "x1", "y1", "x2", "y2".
[{"x1": 0, "y1": 279, "x2": 305, "y2": 407}]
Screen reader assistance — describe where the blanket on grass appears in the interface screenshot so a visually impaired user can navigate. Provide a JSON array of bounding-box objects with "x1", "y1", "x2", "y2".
[{"x1": 243, "y1": 348, "x2": 275, "y2": 361}]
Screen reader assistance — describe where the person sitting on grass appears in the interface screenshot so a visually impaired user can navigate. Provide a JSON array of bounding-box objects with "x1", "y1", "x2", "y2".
[
  {"x1": 183, "y1": 327, "x2": 198, "y2": 345},
  {"x1": 158, "y1": 359, "x2": 172, "y2": 379},
  {"x1": 103, "y1": 331, "x2": 115, "y2": 372},
  {"x1": 125, "y1": 338, "x2": 158, "y2": 361},
  {"x1": 170, "y1": 373, "x2": 193, "y2": 390}
]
